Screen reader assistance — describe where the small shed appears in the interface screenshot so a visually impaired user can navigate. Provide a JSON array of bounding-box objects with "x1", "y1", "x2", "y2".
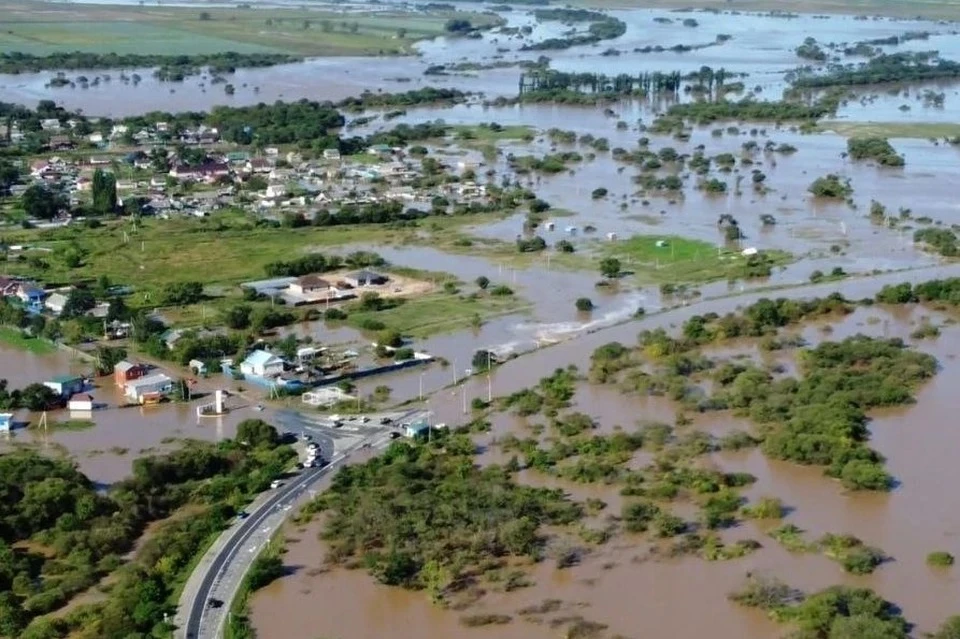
[
  {"x1": 344, "y1": 270, "x2": 388, "y2": 288},
  {"x1": 404, "y1": 422, "x2": 430, "y2": 439},
  {"x1": 189, "y1": 359, "x2": 208, "y2": 376},
  {"x1": 67, "y1": 394, "x2": 95, "y2": 411},
  {"x1": 0, "y1": 413, "x2": 12, "y2": 432}
]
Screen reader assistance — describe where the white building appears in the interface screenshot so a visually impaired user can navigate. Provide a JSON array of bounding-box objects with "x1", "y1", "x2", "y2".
[
  {"x1": 125, "y1": 373, "x2": 174, "y2": 403},
  {"x1": 239, "y1": 350, "x2": 284, "y2": 378}
]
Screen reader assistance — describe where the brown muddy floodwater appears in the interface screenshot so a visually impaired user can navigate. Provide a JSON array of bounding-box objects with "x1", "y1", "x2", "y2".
[
  {"x1": 0, "y1": 344, "x2": 276, "y2": 484},
  {"x1": 251, "y1": 284, "x2": 960, "y2": 639}
]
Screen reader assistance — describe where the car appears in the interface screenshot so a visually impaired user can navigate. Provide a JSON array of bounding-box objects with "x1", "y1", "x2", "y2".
[
  {"x1": 306, "y1": 442, "x2": 319, "y2": 451},
  {"x1": 236, "y1": 511, "x2": 249, "y2": 519},
  {"x1": 208, "y1": 598, "x2": 224, "y2": 609},
  {"x1": 359, "y1": 416, "x2": 370, "y2": 423},
  {"x1": 270, "y1": 480, "x2": 283, "y2": 489},
  {"x1": 304, "y1": 460, "x2": 315, "y2": 468},
  {"x1": 389, "y1": 431, "x2": 402, "y2": 439},
  {"x1": 379, "y1": 417, "x2": 393, "y2": 425}
]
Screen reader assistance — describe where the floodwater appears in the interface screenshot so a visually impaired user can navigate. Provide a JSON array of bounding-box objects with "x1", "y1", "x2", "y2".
[
  {"x1": 0, "y1": 344, "x2": 277, "y2": 484},
  {"x1": 250, "y1": 277, "x2": 960, "y2": 639},
  {"x1": 3, "y1": 8, "x2": 958, "y2": 117}
]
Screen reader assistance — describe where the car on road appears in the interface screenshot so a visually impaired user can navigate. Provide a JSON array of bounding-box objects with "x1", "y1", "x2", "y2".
[
  {"x1": 389, "y1": 431, "x2": 402, "y2": 439},
  {"x1": 379, "y1": 417, "x2": 393, "y2": 425},
  {"x1": 270, "y1": 480, "x2": 283, "y2": 489},
  {"x1": 208, "y1": 598, "x2": 224, "y2": 609},
  {"x1": 236, "y1": 511, "x2": 249, "y2": 520}
]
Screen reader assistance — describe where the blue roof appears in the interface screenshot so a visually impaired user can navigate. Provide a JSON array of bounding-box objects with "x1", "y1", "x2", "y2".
[{"x1": 244, "y1": 350, "x2": 279, "y2": 366}]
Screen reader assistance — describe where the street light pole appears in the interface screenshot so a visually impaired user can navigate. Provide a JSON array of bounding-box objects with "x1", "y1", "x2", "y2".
[
  {"x1": 419, "y1": 373, "x2": 423, "y2": 401},
  {"x1": 461, "y1": 384, "x2": 467, "y2": 414}
]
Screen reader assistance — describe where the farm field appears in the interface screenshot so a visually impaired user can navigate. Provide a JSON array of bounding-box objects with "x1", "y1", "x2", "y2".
[{"x1": 0, "y1": 1, "x2": 499, "y2": 57}]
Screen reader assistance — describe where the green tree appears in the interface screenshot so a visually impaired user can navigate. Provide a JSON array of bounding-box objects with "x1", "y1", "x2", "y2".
[
  {"x1": 224, "y1": 305, "x2": 252, "y2": 330},
  {"x1": 236, "y1": 419, "x2": 280, "y2": 448},
  {"x1": 599, "y1": 257, "x2": 621, "y2": 279},
  {"x1": 60, "y1": 288, "x2": 96, "y2": 319},
  {"x1": 932, "y1": 616, "x2": 960, "y2": 639},
  {"x1": 575, "y1": 297, "x2": 594, "y2": 311},
  {"x1": 475, "y1": 276, "x2": 490, "y2": 290},
  {"x1": 20, "y1": 185, "x2": 61, "y2": 220},
  {"x1": 92, "y1": 169, "x2": 117, "y2": 214},
  {"x1": 19, "y1": 384, "x2": 60, "y2": 411}
]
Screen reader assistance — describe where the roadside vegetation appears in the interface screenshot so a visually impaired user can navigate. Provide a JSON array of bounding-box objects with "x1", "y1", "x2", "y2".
[{"x1": 0, "y1": 419, "x2": 293, "y2": 638}]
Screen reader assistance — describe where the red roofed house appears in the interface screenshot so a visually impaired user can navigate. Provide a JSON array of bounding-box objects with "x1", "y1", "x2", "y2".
[{"x1": 114, "y1": 360, "x2": 147, "y2": 387}]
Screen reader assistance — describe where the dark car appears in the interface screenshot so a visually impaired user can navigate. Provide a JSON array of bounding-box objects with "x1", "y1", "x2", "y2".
[
  {"x1": 236, "y1": 511, "x2": 249, "y2": 519},
  {"x1": 380, "y1": 417, "x2": 393, "y2": 425},
  {"x1": 208, "y1": 598, "x2": 224, "y2": 609},
  {"x1": 389, "y1": 431, "x2": 402, "y2": 439}
]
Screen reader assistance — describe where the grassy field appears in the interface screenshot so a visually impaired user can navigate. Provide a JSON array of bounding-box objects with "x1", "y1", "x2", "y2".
[
  {"x1": 450, "y1": 125, "x2": 536, "y2": 142},
  {"x1": 571, "y1": 0, "x2": 960, "y2": 21},
  {"x1": 0, "y1": 1, "x2": 501, "y2": 57},
  {"x1": 818, "y1": 121, "x2": 960, "y2": 139},
  {"x1": 601, "y1": 235, "x2": 792, "y2": 284},
  {"x1": 0, "y1": 326, "x2": 57, "y2": 355},
  {"x1": 344, "y1": 291, "x2": 531, "y2": 338}
]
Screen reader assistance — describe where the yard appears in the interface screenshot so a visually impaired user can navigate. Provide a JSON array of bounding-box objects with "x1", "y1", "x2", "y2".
[
  {"x1": 0, "y1": 1, "x2": 502, "y2": 57},
  {"x1": 0, "y1": 325, "x2": 57, "y2": 355}
]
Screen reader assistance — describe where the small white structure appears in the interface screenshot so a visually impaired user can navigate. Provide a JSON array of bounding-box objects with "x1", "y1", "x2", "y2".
[
  {"x1": 0, "y1": 413, "x2": 12, "y2": 432},
  {"x1": 197, "y1": 390, "x2": 228, "y2": 417},
  {"x1": 44, "y1": 292, "x2": 69, "y2": 315},
  {"x1": 189, "y1": 359, "x2": 207, "y2": 376},
  {"x1": 67, "y1": 394, "x2": 94, "y2": 411},
  {"x1": 741, "y1": 247, "x2": 758, "y2": 256},
  {"x1": 302, "y1": 387, "x2": 351, "y2": 407},
  {"x1": 606, "y1": 232, "x2": 618, "y2": 241},
  {"x1": 240, "y1": 350, "x2": 284, "y2": 378}
]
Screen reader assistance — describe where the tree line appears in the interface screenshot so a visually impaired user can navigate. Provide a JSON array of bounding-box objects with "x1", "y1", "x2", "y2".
[{"x1": 0, "y1": 51, "x2": 298, "y2": 75}]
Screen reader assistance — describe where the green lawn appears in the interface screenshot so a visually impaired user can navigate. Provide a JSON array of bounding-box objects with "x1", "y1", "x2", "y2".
[
  {"x1": 344, "y1": 291, "x2": 531, "y2": 338},
  {"x1": 602, "y1": 235, "x2": 792, "y2": 284},
  {"x1": 818, "y1": 121, "x2": 960, "y2": 139},
  {"x1": 0, "y1": 1, "x2": 502, "y2": 57},
  {"x1": 0, "y1": 326, "x2": 57, "y2": 355}
]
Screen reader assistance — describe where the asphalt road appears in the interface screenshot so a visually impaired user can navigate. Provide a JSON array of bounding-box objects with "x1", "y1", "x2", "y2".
[{"x1": 178, "y1": 408, "x2": 429, "y2": 639}]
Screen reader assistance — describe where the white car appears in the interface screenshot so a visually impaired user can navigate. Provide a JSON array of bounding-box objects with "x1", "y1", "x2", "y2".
[
  {"x1": 306, "y1": 442, "x2": 319, "y2": 451},
  {"x1": 270, "y1": 480, "x2": 283, "y2": 489}
]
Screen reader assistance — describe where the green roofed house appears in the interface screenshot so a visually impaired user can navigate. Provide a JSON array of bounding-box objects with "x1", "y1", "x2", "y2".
[{"x1": 43, "y1": 375, "x2": 85, "y2": 398}]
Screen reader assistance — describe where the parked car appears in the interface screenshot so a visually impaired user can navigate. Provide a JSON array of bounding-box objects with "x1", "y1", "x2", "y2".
[
  {"x1": 389, "y1": 431, "x2": 402, "y2": 439},
  {"x1": 208, "y1": 598, "x2": 224, "y2": 609},
  {"x1": 270, "y1": 480, "x2": 283, "y2": 489},
  {"x1": 380, "y1": 417, "x2": 393, "y2": 425},
  {"x1": 306, "y1": 442, "x2": 319, "y2": 451}
]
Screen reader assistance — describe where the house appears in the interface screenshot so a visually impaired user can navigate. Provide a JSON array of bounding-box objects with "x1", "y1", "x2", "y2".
[
  {"x1": 0, "y1": 277, "x2": 20, "y2": 297},
  {"x1": 239, "y1": 350, "x2": 284, "y2": 378},
  {"x1": 323, "y1": 148, "x2": 341, "y2": 162},
  {"x1": 40, "y1": 118, "x2": 62, "y2": 131},
  {"x1": 44, "y1": 375, "x2": 85, "y2": 398},
  {"x1": 45, "y1": 292, "x2": 69, "y2": 315},
  {"x1": 344, "y1": 270, "x2": 389, "y2": 288},
  {"x1": 289, "y1": 274, "x2": 335, "y2": 298},
  {"x1": 125, "y1": 373, "x2": 174, "y2": 404},
  {"x1": 67, "y1": 394, "x2": 95, "y2": 411},
  {"x1": 245, "y1": 158, "x2": 272, "y2": 173},
  {"x1": 48, "y1": 135, "x2": 74, "y2": 151},
  {"x1": 265, "y1": 183, "x2": 287, "y2": 199},
  {"x1": 16, "y1": 284, "x2": 45, "y2": 306},
  {"x1": 88, "y1": 132, "x2": 104, "y2": 144},
  {"x1": 114, "y1": 360, "x2": 147, "y2": 387},
  {"x1": 0, "y1": 413, "x2": 12, "y2": 432}
]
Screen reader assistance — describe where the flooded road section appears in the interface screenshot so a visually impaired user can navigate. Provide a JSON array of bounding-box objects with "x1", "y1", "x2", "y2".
[{"x1": 251, "y1": 283, "x2": 960, "y2": 638}]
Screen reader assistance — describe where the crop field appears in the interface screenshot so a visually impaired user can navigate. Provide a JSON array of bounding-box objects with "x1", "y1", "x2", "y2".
[{"x1": 0, "y1": 1, "x2": 500, "y2": 57}]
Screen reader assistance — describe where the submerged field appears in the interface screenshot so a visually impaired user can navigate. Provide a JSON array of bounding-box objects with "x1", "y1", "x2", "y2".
[{"x1": 0, "y1": 1, "x2": 499, "y2": 57}]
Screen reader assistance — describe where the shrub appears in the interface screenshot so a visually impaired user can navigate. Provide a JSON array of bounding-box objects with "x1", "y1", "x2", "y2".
[
  {"x1": 575, "y1": 297, "x2": 594, "y2": 311},
  {"x1": 927, "y1": 551, "x2": 955, "y2": 567}
]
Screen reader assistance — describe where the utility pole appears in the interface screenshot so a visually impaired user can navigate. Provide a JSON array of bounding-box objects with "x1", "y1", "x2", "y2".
[{"x1": 461, "y1": 384, "x2": 467, "y2": 414}]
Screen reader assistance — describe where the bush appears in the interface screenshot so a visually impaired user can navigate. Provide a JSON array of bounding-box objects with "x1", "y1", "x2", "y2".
[
  {"x1": 575, "y1": 297, "x2": 594, "y2": 311},
  {"x1": 927, "y1": 551, "x2": 955, "y2": 567}
]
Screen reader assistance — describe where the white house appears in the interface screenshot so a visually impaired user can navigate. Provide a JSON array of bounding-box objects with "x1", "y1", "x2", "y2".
[
  {"x1": 265, "y1": 183, "x2": 287, "y2": 199},
  {"x1": 289, "y1": 274, "x2": 335, "y2": 298},
  {"x1": 125, "y1": 373, "x2": 174, "y2": 403},
  {"x1": 239, "y1": 350, "x2": 284, "y2": 378},
  {"x1": 44, "y1": 292, "x2": 69, "y2": 315}
]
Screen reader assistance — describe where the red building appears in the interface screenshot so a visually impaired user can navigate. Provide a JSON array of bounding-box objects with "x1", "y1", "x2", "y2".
[{"x1": 113, "y1": 360, "x2": 147, "y2": 387}]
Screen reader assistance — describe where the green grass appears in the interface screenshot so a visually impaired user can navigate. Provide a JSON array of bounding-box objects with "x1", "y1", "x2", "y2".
[
  {"x1": 42, "y1": 420, "x2": 96, "y2": 431},
  {"x1": 451, "y1": 125, "x2": 536, "y2": 142},
  {"x1": 344, "y1": 291, "x2": 531, "y2": 338},
  {"x1": 0, "y1": 326, "x2": 57, "y2": 355},
  {"x1": 601, "y1": 235, "x2": 791, "y2": 284},
  {"x1": 0, "y1": 1, "x2": 502, "y2": 57},
  {"x1": 818, "y1": 121, "x2": 960, "y2": 139}
]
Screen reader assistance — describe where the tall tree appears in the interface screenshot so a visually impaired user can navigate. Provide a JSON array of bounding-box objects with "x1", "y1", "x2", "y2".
[{"x1": 92, "y1": 169, "x2": 118, "y2": 214}]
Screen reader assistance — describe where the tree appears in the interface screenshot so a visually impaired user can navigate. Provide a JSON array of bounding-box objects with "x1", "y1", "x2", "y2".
[
  {"x1": 475, "y1": 276, "x2": 490, "y2": 290},
  {"x1": 472, "y1": 349, "x2": 496, "y2": 372},
  {"x1": 94, "y1": 346, "x2": 127, "y2": 376},
  {"x1": 236, "y1": 419, "x2": 280, "y2": 448},
  {"x1": 224, "y1": 305, "x2": 252, "y2": 330},
  {"x1": 159, "y1": 282, "x2": 204, "y2": 306},
  {"x1": 21, "y1": 185, "x2": 61, "y2": 220},
  {"x1": 599, "y1": 257, "x2": 621, "y2": 279},
  {"x1": 60, "y1": 288, "x2": 97, "y2": 319},
  {"x1": 444, "y1": 18, "x2": 473, "y2": 33},
  {"x1": 19, "y1": 384, "x2": 60, "y2": 411},
  {"x1": 378, "y1": 329, "x2": 403, "y2": 348},
  {"x1": 932, "y1": 616, "x2": 960, "y2": 639},
  {"x1": 575, "y1": 297, "x2": 594, "y2": 311},
  {"x1": 92, "y1": 169, "x2": 118, "y2": 214}
]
